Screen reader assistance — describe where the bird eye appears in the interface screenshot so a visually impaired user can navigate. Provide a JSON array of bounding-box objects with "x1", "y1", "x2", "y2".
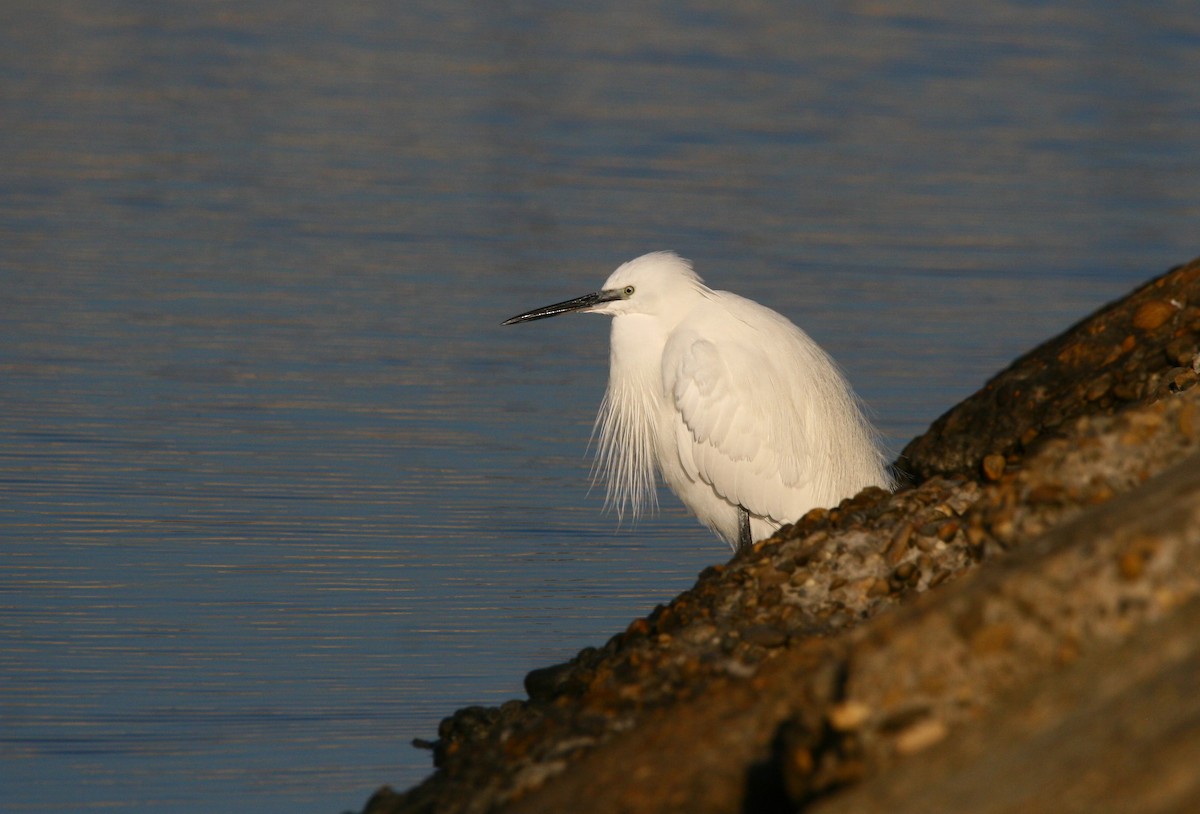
[{"x1": 623, "y1": 286, "x2": 635, "y2": 297}]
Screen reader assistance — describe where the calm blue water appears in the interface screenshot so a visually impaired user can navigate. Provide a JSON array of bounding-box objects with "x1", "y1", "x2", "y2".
[{"x1": 2, "y1": 2, "x2": 1197, "y2": 812}]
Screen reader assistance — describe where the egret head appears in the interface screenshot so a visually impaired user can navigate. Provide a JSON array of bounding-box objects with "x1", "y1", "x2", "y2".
[{"x1": 502, "y1": 251, "x2": 709, "y2": 325}]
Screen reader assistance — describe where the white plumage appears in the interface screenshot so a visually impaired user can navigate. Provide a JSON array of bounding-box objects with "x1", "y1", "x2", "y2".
[{"x1": 504, "y1": 251, "x2": 892, "y2": 550}]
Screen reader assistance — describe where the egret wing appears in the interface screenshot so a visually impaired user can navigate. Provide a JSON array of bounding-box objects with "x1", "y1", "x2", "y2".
[{"x1": 663, "y1": 326, "x2": 814, "y2": 522}]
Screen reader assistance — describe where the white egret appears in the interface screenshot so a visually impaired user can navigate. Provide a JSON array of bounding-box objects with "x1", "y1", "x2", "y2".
[{"x1": 503, "y1": 251, "x2": 892, "y2": 550}]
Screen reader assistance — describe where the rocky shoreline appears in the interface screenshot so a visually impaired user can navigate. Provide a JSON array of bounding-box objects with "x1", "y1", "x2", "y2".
[{"x1": 363, "y1": 256, "x2": 1200, "y2": 814}]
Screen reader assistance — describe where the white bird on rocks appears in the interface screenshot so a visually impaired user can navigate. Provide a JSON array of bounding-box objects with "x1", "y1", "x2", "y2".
[{"x1": 503, "y1": 251, "x2": 892, "y2": 551}]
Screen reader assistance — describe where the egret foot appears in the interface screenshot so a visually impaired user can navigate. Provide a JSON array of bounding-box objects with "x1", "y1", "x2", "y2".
[{"x1": 736, "y1": 505, "x2": 752, "y2": 551}]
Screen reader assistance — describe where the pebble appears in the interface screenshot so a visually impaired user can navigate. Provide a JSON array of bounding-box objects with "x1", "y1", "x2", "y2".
[
  {"x1": 741, "y1": 624, "x2": 789, "y2": 649},
  {"x1": 936, "y1": 519, "x2": 960, "y2": 542},
  {"x1": 885, "y1": 524, "x2": 913, "y2": 565},
  {"x1": 866, "y1": 577, "x2": 890, "y2": 598},
  {"x1": 1132, "y1": 299, "x2": 1175, "y2": 331},
  {"x1": 828, "y1": 701, "x2": 872, "y2": 732},
  {"x1": 1085, "y1": 373, "x2": 1113, "y2": 401},
  {"x1": 914, "y1": 533, "x2": 939, "y2": 553},
  {"x1": 981, "y1": 453, "x2": 1006, "y2": 481},
  {"x1": 964, "y1": 516, "x2": 987, "y2": 547},
  {"x1": 1165, "y1": 338, "x2": 1197, "y2": 367},
  {"x1": 1026, "y1": 482, "x2": 1066, "y2": 506},
  {"x1": 1113, "y1": 379, "x2": 1142, "y2": 401},
  {"x1": 755, "y1": 568, "x2": 789, "y2": 591},
  {"x1": 1118, "y1": 550, "x2": 1145, "y2": 580},
  {"x1": 625, "y1": 618, "x2": 650, "y2": 637},
  {"x1": 928, "y1": 569, "x2": 952, "y2": 588},
  {"x1": 725, "y1": 659, "x2": 759, "y2": 679},
  {"x1": 894, "y1": 718, "x2": 949, "y2": 755},
  {"x1": 989, "y1": 512, "x2": 1016, "y2": 543},
  {"x1": 1118, "y1": 538, "x2": 1158, "y2": 580},
  {"x1": 759, "y1": 585, "x2": 784, "y2": 607}
]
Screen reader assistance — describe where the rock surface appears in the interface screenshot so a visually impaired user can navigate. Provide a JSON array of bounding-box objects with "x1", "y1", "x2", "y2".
[
  {"x1": 900, "y1": 256, "x2": 1200, "y2": 482},
  {"x1": 362, "y1": 257, "x2": 1200, "y2": 814}
]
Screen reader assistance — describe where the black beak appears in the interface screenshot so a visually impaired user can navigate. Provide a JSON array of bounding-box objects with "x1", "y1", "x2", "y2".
[{"x1": 502, "y1": 290, "x2": 618, "y2": 325}]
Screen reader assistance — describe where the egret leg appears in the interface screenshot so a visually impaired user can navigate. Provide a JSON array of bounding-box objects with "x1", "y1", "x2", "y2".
[{"x1": 736, "y1": 505, "x2": 752, "y2": 551}]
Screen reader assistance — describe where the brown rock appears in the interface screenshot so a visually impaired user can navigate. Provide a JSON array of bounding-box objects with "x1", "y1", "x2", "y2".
[
  {"x1": 981, "y1": 453, "x2": 1006, "y2": 482},
  {"x1": 1132, "y1": 299, "x2": 1176, "y2": 331},
  {"x1": 901, "y1": 257, "x2": 1200, "y2": 481}
]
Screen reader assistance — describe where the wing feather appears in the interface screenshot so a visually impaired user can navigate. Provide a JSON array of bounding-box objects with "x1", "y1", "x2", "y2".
[{"x1": 663, "y1": 314, "x2": 816, "y2": 523}]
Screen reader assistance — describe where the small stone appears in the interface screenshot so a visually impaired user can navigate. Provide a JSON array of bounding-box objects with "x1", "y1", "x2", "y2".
[
  {"x1": 965, "y1": 516, "x2": 987, "y2": 546},
  {"x1": 1102, "y1": 338, "x2": 1131, "y2": 366},
  {"x1": 1165, "y1": 338, "x2": 1197, "y2": 367},
  {"x1": 1026, "y1": 482, "x2": 1066, "y2": 505},
  {"x1": 929, "y1": 569, "x2": 952, "y2": 588},
  {"x1": 741, "y1": 624, "x2": 789, "y2": 649},
  {"x1": 894, "y1": 718, "x2": 948, "y2": 755},
  {"x1": 990, "y1": 514, "x2": 1016, "y2": 544},
  {"x1": 829, "y1": 701, "x2": 872, "y2": 732},
  {"x1": 918, "y1": 520, "x2": 942, "y2": 537},
  {"x1": 1165, "y1": 367, "x2": 1197, "y2": 394},
  {"x1": 756, "y1": 568, "x2": 789, "y2": 589},
  {"x1": 1118, "y1": 550, "x2": 1144, "y2": 580},
  {"x1": 759, "y1": 585, "x2": 783, "y2": 607},
  {"x1": 981, "y1": 453, "x2": 1006, "y2": 481},
  {"x1": 885, "y1": 523, "x2": 914, "y2": 565},
  {"x1": 1132, "y1": 299, "x2": 1175, "y2": 331},
  {"x1": 936, "y1": 519, "x2": 960, "y2": 542},
  {"x1": 1085, "y1": 373, "x2": 1113, "y2": 402},
  {"x1": 524, "y1": 663, "x2": 576, "y2": 702},
  {"x1": 1112, "y1": 378, "x2": 1142, "y2": 401},
  {"x1": 801, "y1": 507, "x2": 829, "y2": 524},
  {"x1": 1085, "y1": 480, "x2": 1115, "y2": 504},
  {"x1": 1118, "y1": 537, "x2": 1158, "y2": 580},
  {"x1": 866, "y1": 577, "x2": 890, "y2": 597},
  {"x1": 625, "y1": 618, "x2": 650, "y2": 637}
]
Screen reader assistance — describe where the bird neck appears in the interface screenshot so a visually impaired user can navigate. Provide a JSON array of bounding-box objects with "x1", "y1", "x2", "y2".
[{"x1": 608, "y1": 313, "x2": 669, "y2": 385}]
